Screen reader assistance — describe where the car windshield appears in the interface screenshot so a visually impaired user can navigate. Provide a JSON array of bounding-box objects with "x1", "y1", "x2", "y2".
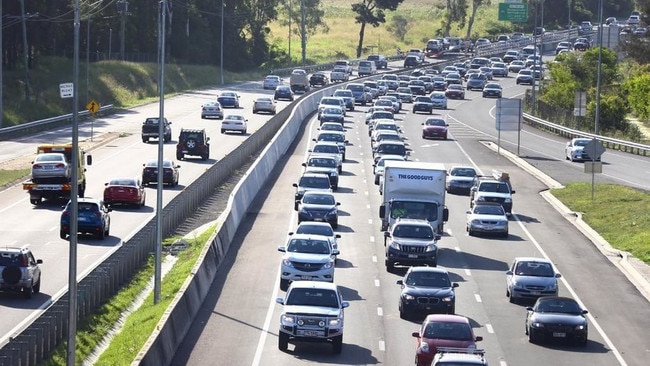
[
  {"x1": 285, "y1": 288, "x2": 339, "y2": 308},
  {"x1": 450, "y1": 168, "x2": 476, "y2": 177},
  {"x1": 303, "y1": 193, "x2": 335, "y2": 205},
  {"x1": 296, "y1": 224, "x2": 334, "y2": 237},
  {"x1": 425, "y1": 119, "x2": 446, "y2": 126},
  {"x1": 313, "y1": 145, "x2": 340, "y2": 154},
  {"x1": 287, "y1": 238, "x2": 331, "y2": 254},
  {"x1": 378, "y1": 144, "x2": 405, "y2": 155},
  {"x1": 478, "y1": 182, "x2": 510, "y2": 193},
  {"x1": 574, "y1": 139, "x2": 589, "y2": 146},
  {"x1": 378, "y1": 134, "x2": 401, "y2": 142},
  {"x1": 515, "y1": 261, "x2": 554, "y2": 277},
  {"x1": 35, "y1": 153, "x2": 66, "y2": 163},
  {"x1": 415, "y1": 97, "x2": 431, "y2": 103},
  {"x1": 423, "y1": 322, "x2": 472, "y2": 340},
  {"x1": 109, "y1": 178, "x2": 137, "y2": 186},
  {"x1": 319, "y1": 133, "x2": 344, "y2": 142},
  {"x1": 393, "y1": 225, "x2": 434, "y2": 239},
  {"x1": 323, "y1": 108, "x2": 342, "y2": 115},
  {"x1": 535, "y1": 299, "x2": 582, "y2": 314},
  {"x1": 299, "y1": 176, "x2": 330, "y2": 189},
  {"x1": 431, "y1": 94, "x2": 445, "y2": 100},
  {"x1": 225, "y1": 115, "x2": 244, "y2": 121},
  {"x1": 473, "y1": 205, "x2": 505, "y2": 216},
  {"x1": 390, "y1": 201, "x2": 438, "y2": 220},
  {"x1": 405, "y1": 272, "x2": 451, "y2": 288},
  {"x1": 308, "y1": 157, "x2": 337, "y2": 168}
]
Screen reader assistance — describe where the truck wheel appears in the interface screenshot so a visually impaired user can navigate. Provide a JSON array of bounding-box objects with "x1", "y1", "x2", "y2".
[
  {"x1": 280, "y1": 279, "x2": 290, "y2": 292},
  {"x1": 278, "y1": 332, "x2": 289, "y2": 351},
  {"x1": 23, "y1": 282, "x2": 34, "y2": 299},
  {"x1": 33, "y1": 279, "x2": 41, "y2": 294},
  {"x1": 332, "y1": 335, "x2": 343, "y2": 354},
  {"x1": 385, "y1": 260, "x2": 395, "y2": 272}
]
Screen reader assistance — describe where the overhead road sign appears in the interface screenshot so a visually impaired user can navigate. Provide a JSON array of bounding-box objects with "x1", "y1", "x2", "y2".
[{"x1": 498, "y1": 2, "x2": 528, "y2": 22}]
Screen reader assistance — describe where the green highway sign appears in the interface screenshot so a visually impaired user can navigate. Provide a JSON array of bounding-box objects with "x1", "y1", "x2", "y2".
[{"x1": 498, "y1": 2, "x2": 528, "y2": 22}]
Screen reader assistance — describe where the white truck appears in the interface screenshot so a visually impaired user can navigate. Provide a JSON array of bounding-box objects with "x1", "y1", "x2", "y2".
[
  {"x1": 379, "y1": 161, "x2": 448, "y2": 233},
  {"x1": 330, "y1": 66, "x2": 350, "y2": 82}
]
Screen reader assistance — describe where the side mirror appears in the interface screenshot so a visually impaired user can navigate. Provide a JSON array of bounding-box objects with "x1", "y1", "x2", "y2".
[{"x1": 396, "y1": 280, "x2": 404, "y2": 285}]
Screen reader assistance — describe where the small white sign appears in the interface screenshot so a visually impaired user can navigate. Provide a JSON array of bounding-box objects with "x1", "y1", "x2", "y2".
[{"x1": 59, "y1": 83, "x2": 74, "y2": 98}]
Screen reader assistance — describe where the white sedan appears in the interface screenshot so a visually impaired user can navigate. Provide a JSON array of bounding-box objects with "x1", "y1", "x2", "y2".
[
  {"x1": 221, "y1": 114, "x2": 248, "y2": 134},
  {"x1": 565, "y1": 137, "x2": 601, "y2": 162},
  {"x1": 262, "y1": 75, "x2": 281, "y2": 90},
  {"x1": 466, "y1": 202, "x2": 509, "y2": 237}
]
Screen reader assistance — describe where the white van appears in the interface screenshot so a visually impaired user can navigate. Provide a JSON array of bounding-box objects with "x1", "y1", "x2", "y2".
[
  {"x1": 358, "y1": 60, "x2": 377, "y2": 77},
  {"x1": 521, "y1": 45, "x2": 539, "y2": 58}
]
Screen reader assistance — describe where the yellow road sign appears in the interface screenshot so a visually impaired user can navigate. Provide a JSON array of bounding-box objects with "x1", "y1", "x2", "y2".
[{"x1": 86, "y1": 100, "x2": 100, "y2": 114}]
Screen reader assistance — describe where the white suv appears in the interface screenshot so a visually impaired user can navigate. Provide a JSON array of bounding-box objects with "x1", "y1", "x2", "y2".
[
  {"x1": 0, "y1": 247, "x2": 43, "y2": 298},
  {"x1": 276, "y1": 281, "x2": 349, "y2": 354},
  {"x1": 277, "y1": 234, "x2": 339, "y2": 291}
]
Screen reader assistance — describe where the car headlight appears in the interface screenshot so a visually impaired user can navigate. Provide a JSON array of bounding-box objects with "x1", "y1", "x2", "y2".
[
  {"x1": 504, "y1": 197, "x2": 512, "y2": 203},
  {"x1": 419, "y1": 341, "x2": 430, "y2": 353},
  {"x1": 403, "y1": 294, "x2": 415, "y2": 301},
  {"x1": 471, "y1": 219, "x2": 481, "y2": 225},
  {"x1": 547, "y1": 282, "x2": 557, "y2": 291},
  {"x1": 329, "y1": 171, "x2": 338, "y2": 177},
  {"x1": 281, "y1": 314, "x2": 295, "y2": 324},
  {"x1": 326, "y1": 208, "x2": 337, "y2": 217},
  {"x1": 511, "y1": 280, "x2": 522, "y2": 289},
  {"x1": 323, "y1": 260, "x2": 334, "y2": 269},
  {"x1": 476, "y1": 196, "x2": 486, "y2": 202},
  {"x1": 426, "y1": 244, "x2": 438, "y2": 252},
  {"x1": 530, "y1": 322, "x2": 545, "y2": 328},
  {"x1": 389, "y1": 241, "x2": 401, "y2": 250},
  {"x1": 282, "y1": 258, "x2": 294, "y2": 267},
  {"x1": 329, "y1": 318, "x2": 342, "y2": 327},
  {"x1": 441, "y1": 296, "x2": 454, "y2": 302},
  {"x1": 575, "y1": 324, "x2": 586, "y2": 330}
]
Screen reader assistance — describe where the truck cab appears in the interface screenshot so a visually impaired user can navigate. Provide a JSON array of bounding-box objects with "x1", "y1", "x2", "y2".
[{"x1": 469, "y1": 171, "x2": 515, "y2": 214}]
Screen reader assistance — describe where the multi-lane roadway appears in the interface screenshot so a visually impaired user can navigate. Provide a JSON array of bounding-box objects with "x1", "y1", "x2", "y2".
[
  {"x1": 1, "y1": 58, "x2": 649, "y2": 365},
  {"x1": 167, "y1": 64, "x2": 650, "y2": 366}
]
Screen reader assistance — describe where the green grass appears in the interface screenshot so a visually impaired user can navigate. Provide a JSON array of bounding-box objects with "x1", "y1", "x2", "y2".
[
  {"x1": 551, "y1": 183, "x2": 650, "y2": 263},
  {"x1": 0, "y1": 168, "x2": 30, "y2": 189},
  {"x1": 41, "y1": 226, "x2": 215, "y2": 365}
]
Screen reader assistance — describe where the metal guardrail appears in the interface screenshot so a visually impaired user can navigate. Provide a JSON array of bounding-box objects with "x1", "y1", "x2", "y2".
[
  {"x1": 523, "y1": 113, "x2": 650, "y2": 156},
  {"x1": 0, "y1": 105, "x2": 114, "y2": 141}
]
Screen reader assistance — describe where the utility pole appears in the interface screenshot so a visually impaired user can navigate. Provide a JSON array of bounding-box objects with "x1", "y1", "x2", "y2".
[
  {"x1": 301, "y1": 0, "x2": 306, "y2": 65},
  {"x1": 20, "y1": 0, "x2": 30, "y2": 101},
  {"x1": 155, "y1": 0, "x2": 167, "y2": 305},
  {"x1": 220, "y1": 0, "x2": 224, "y2": 84},
  {"x1": 288, "y1": 0, "x2": 292, "y2": 63},
  {"x1": 1, "y1": 0, "x2": 4, "y2": 128},
  {"x1": 117, "y1": 0, "x2": 129, "y2": 61}
]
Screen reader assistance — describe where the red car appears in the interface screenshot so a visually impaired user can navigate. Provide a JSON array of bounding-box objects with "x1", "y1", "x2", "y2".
[
  {"x1": 103, "y1": 177, "x2": 146, "y2": 207},
  {"x1": 445, "y1": 84, "x2": 465, "y2": 100},
  {"x1": 422, "y1": 117, "x2": 449, "y2": 140},
  {"x1": 412, "y1": 314, "x2": 483, "y2": 366}
]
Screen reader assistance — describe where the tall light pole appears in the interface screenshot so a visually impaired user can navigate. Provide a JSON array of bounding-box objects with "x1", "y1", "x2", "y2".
[
  {"x1": 220, "y1": 0, "x2": 224, "y2": 85},
  {"x1": 20, "y1": 0, "x2": 30, "y2": 101},
  {"x1": 301, "y1": 0, "x2": 306, "y2": 65},
  {"x1": 594, "y1": 0, "x2": 604, "y2": 135}
]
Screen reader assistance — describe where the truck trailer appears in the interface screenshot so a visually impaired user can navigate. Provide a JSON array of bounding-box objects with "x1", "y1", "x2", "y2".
[{"x1": 379, "y1": 161, "x2": 448, "y2": 233}]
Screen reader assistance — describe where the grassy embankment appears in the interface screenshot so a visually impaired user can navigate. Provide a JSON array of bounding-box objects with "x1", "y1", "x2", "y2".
[{"x1": 2, "y1": 1, "x2": 648, "y2": 364}]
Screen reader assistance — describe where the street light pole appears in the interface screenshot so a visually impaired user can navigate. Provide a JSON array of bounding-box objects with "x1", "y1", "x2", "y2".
[
  {"x1": 220, "y1": 0, "x2": 224, "y2": 85},
  {"x1": 20, "y1": 0, "x2": 30, "y2": 101}
]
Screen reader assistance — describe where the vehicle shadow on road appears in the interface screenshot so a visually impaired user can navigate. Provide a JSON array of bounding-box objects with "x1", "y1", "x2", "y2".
[
  {"x1": 288, "y1": 342, "x2": 379, "y2": 364},
  {"x1": 441, "y1": 249, "x2": 509, "y2": 272}
]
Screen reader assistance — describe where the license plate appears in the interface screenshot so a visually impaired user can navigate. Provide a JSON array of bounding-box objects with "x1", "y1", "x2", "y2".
[
  {"x1": 408, "y1": 254, "x2": 418, "y2": 258},
  {"x1": 78, "y1": 217, "x2": 88, "y2": 222},
  {"x1": 530, "y1": 291, "x2": 541, "y2": 295},
  {"x1": 302, "y1": 331, "x2": 319, "y2": 337},
  {"x1": 314, "y1": 218, "x2": 324, "y2": 222},
  {"x1": 182, "y1": 150, "x2": 189, "y2": 153},
  {"x1": 553, "y1": 332, "x2": 566, "y2": 338},
  {"x1": 300, "y1": 276, "x2": 313, "y2": 280}
]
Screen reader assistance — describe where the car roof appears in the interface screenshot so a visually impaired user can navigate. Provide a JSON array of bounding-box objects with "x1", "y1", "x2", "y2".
[
  {"x1": 424, "y1": 314, "x2": 471, "y2": 324},
  {"x1": 513, "y1": 256, "x2": 553, "y2": 264},
  {"x1": 394, "y1": 218, "x2": 434, "y2": 227},
  {"x1": 300, "y1": 172, "x2": 331, "y2": 178},
  {"x1": 289, "y1": 280, "x2": 339, "y2": 291}
]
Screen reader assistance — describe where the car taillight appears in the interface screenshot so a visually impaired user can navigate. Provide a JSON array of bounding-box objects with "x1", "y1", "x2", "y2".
[
  {"x1": 33, "y1": 164, "x2": 42, "y2": 169},
  {"x1": 55, "y1": 163, "x2": 66, "y2": 168}
]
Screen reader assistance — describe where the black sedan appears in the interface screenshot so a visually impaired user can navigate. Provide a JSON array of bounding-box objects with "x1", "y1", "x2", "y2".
[
  {"x1": 309, "y1": 72, "x2": 330, "y2": 87},
  {"x1": 396, "y1": 266, "x2": 459, "y2": 319},
  {"x1": 142, "y1": 159, "x2": 180, "y2": 187},
  {"x1": 412, "y1": 96, "x2": 434, "y2": 114},
  {"x1": 525, "y1": 296, "x2": 588, "y2": 346},
  {"x1": 217, "y1": 91, "x2": 240, "y2": 108},
  {"x1": 274, "y1": 85, "x2": 294, "y2": 101},
  {"x1": 319, "y1": 107, "x2": 345, "y2": 124},
  {"x1": 445, "y1": 84, "x2": 465, "y2": 100},
  {"x1": 296, "y1": 191, "x2": 340, "y2": 228}
]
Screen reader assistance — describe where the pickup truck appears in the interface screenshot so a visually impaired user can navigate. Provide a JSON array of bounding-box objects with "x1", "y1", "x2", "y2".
[
  {"x1": 276, "y1": 281, "x2": 349, "y2": 354},
  {"x1": 333, "y1": 60, "x2": 353, "y2": 75},
  {"x1": 141, "y1": 117, "x2": 172, "y2": 143},
  {"x1": 330, "y1": 66, "x2": 350, "y2": 82}
]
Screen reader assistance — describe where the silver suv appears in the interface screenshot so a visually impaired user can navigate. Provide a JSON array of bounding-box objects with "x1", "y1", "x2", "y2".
[
  {"x1": 276, "y1": 281, "x2": 349, "y2": 354},
  {"x1": 0, "y1": 247, "x2": 43, "y2": 298},
  {"x1": 277, "y1": 234, "x2": 339, "y2": 291}
]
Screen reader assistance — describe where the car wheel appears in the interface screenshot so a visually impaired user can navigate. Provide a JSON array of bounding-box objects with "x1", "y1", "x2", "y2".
[
  {"x1": 278, "y1": 332, "x2": 289, "y2": 351},
  {"x1": 201, "y1": 153, "x2": 208, "y2": 161},
  {"x1": 332, "y1": 219, "x2": 338, "y2": 229},
  {"x1": 23, "y1": 282, "x2": 33, "y2": 299},
  {"x1": 280, "y1": 279, "x2": 290, "y2": 292},
  {"x1": 176, "y1": 152, "x2": 184, "y2": 160},
  {"x1": 253, "y1": 109, "x2": 257, "y2": 114},
  {"x1": 60, "y1": 230, "x2": 67, "y2": 239},
  {"x1": 242, "y1": 130, "x2": 247, "y2": 135},
  {"x1": 385, "y1": 260, "x2": 395, "y2": 272},
  {"x1": 528, "y1": 329, "x2": 538, "y2": 343},
  {"x1": 33, "y1": 279, "x2": 41, "y2": 294},
  {"x1": 98, "y1": 227, "x2": 105, "y2": 240},
  {"x1": 221, "y1": 129, "x2": 225, "y2": 134},
  {"x1": 332, "y1": 335, "x2": 343, "y2": 354},
  {"x1": 468, "y1": 228, "x2": 474, "y2": 236}
]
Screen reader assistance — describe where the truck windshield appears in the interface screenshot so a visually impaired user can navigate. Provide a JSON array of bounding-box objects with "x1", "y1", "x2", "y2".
[
  {"x1": 479, "y1": 182, "x2": 510, "y2": 193},
  {"x1": 286, "y1": 289, "x2": 339, "y2": 308},
  {"x1": 390, "y1": 201, "x2": 438, "y2": 221}
]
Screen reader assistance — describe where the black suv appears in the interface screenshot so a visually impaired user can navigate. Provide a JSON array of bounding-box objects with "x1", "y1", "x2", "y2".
[
  {"x1": 1, "y1": 247, "x2": 43, "y2": 298},
  {"x1": 176, "y1": 129, "x2": 210, "y2": 160}
]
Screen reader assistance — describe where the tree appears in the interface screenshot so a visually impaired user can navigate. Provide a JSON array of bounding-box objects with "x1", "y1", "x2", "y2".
[
  {"x1": 279, "y1": 0, "x2": 329, "y2": 64},
  {"x1": 441, "y1": 0, "x2": 467, "y2": 37},
  {"x1": 466, "y1": 0, "x2": 489, "y2": 40},
  {"x1": 351, "y1": 0, "x2": 405, "y2": 58},
  {"x1": 622, "y1": 66, "x2": 650, "y2": 119},
  {"x1": 387, "y1": 15, "x2": 408, "y2": 41}
]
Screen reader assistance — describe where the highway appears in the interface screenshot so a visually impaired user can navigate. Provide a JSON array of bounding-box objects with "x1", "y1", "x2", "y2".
[
  {"x1": 169, "y1": 64, "x2": 650, "y2": 366},
  {"x1": 1, "y1": 57, "x2": 649, "y2": 365},
  {"x1": 0, "y1": 84, "x2": 293, "y2": 344}
]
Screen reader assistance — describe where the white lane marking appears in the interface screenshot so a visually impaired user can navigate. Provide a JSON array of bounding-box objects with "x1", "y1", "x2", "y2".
[
  {"x1": 368, "y1": 219, "x2": 373, "y2": 224},
  {"x1": 374, "y1": 279, "x2": 380, "y2": 287},
  {"x1": 500, "y1": 361, "x2": 508, "y2": 366},
  {"x1": 378, "y1": 340, "x2": 386, "y2": 351},
  {"x1": 486, "y1": 323, "x2": 494, "y2": 334},
  {"x1": 377, "y1": 307, "x2": 383, "y2": 316},
  {"x1": 372, "y1": 255, "x2": 377, "y2": 263},
  {"x1": 464, "y1": 268, "x2": 472, "y2": 276},
  {"x1": 455, "y1": 246, "x2": 461, "y2": 252},
  {"x1": 474, "y1": 294, "x2": 482, "y2": 303},
  {"x1": 370, "y1": 236, "x2": 375, "y2": 243}
]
